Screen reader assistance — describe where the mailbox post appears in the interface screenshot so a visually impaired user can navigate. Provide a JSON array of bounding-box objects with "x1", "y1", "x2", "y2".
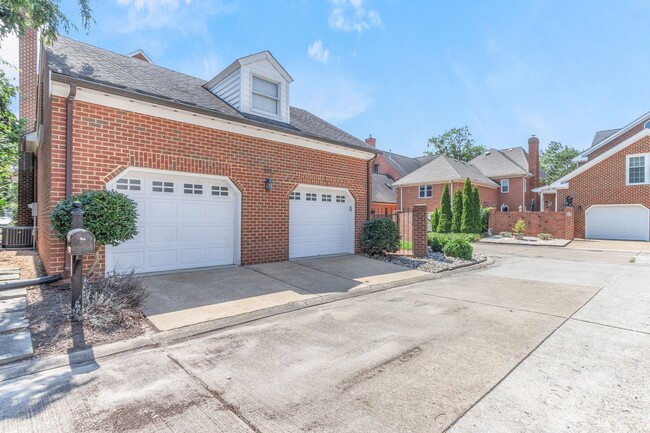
[{"x1": 67, "y1": 202, "x2": 96, "y2": 313}]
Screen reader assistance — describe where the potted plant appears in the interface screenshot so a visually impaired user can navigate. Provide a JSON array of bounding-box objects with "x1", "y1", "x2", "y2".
[{"x1": 512, "y1": 218, "x2": 526, "y2": 240}]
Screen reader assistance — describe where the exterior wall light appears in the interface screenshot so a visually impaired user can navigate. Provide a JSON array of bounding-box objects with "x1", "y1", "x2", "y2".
[{"x1": 265, "y1": 178, "x2": 273, "y2": 191}]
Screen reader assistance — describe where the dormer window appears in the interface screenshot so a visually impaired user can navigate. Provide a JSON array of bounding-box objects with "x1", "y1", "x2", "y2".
[{"x1": 252, "y1": 76, "x2": 279, "y2": 115}]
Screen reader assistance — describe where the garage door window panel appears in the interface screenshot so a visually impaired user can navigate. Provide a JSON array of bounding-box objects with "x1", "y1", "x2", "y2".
[
  {"x1": 152, "y1": 181, "x2": 174, "y2": 193},
  {"x1": 211, "y1": 186, "x2": 229, "y2": 197},
  {"x1": 184, "y1": 184, "x2": 203, "y2": 195},
  {"x1": 116, "y1": 178, "x2": 142, "y2": 191}
]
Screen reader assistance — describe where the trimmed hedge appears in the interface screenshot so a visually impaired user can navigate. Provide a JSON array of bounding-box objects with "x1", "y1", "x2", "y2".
[
  {"x1": 428, "y1": 232, "x2": 480, "y2": 247},
  {"x1": 442, "y1": 238, "x2": 473, "y2": 260},
  {"x1": 363, "y1": 218, "x2": 400, "y2": 256}
]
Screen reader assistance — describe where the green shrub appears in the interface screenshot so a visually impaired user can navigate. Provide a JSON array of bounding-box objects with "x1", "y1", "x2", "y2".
[
  {"x1": 460, "y1": 178, "x2": 473, "y2": 233},
  {"x1": 51, "y1": 190, "x2": 139, "y2": 276},
  {"x1": 480, "y1": 207, "x2": 492, "y2": 233},
  {"x1": 428, "y1": 232, "x2": 479, "y2": 250},
  {"x1": 442, "y1": 238, "x2": 473, "y2": 260},
  {"x1": 451, "y1": 189, "x2": 463, "y2": 233},
  {"x1": 472, "y1": 186, "x2": 481, "y2": 233},
  {"x1": 429, "y1": 236, "x2": 443, "y2": 252},
  {"x1": 430, "y1": 208, "x2": 440, "y2": 233},
  {"x1": 437, "y1": 184, "x2": 452, "y2": 233},
  {"x1": 513, "y1": 219, "x2": 526, "y2": 234},
  {"x1": 363, "y1": 218, "x2": 400, "y2": 256},
  {"x1": 538, "y1": 233, "x2": 553, "y2": 240}
]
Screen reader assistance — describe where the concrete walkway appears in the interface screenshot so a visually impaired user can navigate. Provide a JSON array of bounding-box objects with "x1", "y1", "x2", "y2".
[
  {"x1": 143, "y1": 255, "x2": 431, "y2": 331},
  {"x1": 567, "y1": 238, "x2": 650, "y2": 252},
  {"x1": 0, "y1": 268, "x2": 33, "y2": 365}
]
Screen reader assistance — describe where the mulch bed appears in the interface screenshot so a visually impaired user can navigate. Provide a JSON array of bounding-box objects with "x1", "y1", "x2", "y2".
[{"x1": 1, "y1": 249, "x2": 152, "y2": 357}]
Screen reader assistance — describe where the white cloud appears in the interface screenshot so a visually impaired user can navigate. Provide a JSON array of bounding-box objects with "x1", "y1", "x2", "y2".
[
  {"x1": 114, "y1": 0, "x2": 234, "y2": 34},
  {"x1": 329, "y1": 0, "x2": 382, "y2": 33},
  {"x1": 307, "y1": 39, "x2": 330, "y2": 64}
]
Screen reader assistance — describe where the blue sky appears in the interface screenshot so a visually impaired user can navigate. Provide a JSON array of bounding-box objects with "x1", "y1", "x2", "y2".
[{"x1": 3, "y1": 0, "x2": 650, "y2": 157}]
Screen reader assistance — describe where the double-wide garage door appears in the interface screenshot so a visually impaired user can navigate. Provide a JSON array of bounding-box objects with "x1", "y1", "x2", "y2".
[
  {"x1": 106, "y1": 169, "x2": 240, "y2": 274},
  {"x1": 289, "y1": 185, "x2": 355, "y2": 259},
  {"x1": 586, "y1": 205, "x2": 649, "y2": 241}
]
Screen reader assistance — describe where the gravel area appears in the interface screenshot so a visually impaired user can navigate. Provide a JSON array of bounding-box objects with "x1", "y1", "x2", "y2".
[
  {"x1": 374, "y1": 249, "x2": 485, "y2": 273},
  {"x1": 480, "y1": 235, "x2": 570, "y2": 246}
]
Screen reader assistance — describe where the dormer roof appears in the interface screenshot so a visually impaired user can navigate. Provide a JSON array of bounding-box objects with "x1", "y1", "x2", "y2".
[{"x1": 203, "y1": 51, "x2": 293, "y2": 90}]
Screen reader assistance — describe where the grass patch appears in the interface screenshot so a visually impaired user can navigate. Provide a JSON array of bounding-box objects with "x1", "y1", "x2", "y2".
[{"x1": 400, "y1": 240, "x2": 413, "y2": 250}]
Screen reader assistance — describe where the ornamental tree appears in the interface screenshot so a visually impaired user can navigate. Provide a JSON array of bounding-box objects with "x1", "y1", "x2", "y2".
[
  {"x1": 51, "y1": 190, "x2": 138, "y2": 276},
  {"x1": 437, "y1": 183, "x2": 452, "y2": 233},
  {"x1": 460, "y1": 178, "x2": 474, "y2": 233},
  {"x1": 472, "y1": 186, "x2": 482, "y2": 233},
  {"x1": 451, "y1": 188, "x2": 463, "y2": 233}
]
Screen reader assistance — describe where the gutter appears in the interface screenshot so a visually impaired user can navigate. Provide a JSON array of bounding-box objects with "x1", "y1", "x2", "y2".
[{"x1": 50, "y1": 73, "x2": 378, "y2": 159}]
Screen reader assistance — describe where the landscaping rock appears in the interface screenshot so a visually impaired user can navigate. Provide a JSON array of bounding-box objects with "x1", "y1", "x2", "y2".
[
  {"x1": 480, "y1": 235, "x2": 570, "y2": 247},
  {"x1": 374, "y1": 250, "x2": 483, "y2": 273}
]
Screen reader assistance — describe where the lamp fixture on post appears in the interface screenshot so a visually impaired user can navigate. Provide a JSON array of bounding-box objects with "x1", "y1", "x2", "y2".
[{"x1": 265, "y1": 178, "x2": 273, "y2": 191}]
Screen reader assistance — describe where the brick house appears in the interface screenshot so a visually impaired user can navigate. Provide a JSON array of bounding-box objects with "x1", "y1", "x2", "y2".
[
  {"x1": 391, "y1": 137, "x2": 542, "y2": 214},
  {"x1": 18, "y1": 34, "x2": 377, "y2": 275},
  {"x1": 533, "y1": 112, "x2": 650, "y2": 241}
]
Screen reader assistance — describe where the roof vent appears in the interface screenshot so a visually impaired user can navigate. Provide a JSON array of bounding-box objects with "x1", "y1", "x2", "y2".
[{"x1": 485, "y1": 151, "x2": 491, "y2": 155}]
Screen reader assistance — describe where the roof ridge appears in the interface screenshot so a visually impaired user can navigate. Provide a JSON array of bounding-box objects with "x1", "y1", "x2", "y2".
[{"x1": 498, "y1": 149, "x2": 530, "y2": 174}]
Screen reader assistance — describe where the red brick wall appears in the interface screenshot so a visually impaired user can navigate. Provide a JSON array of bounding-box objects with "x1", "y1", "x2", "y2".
[
  {"x1": 37, "y1": 95, "x2": 370, "y2": 274},
  {"x1": 371, "y1": 202, "x2": 397, "y2": 216},
  {"x1": 398, "y1": 182, "x2": 498, "y2": 212},
  {"x1": 489, "y1": 209, "x2": 573, "y2": 239},
  {"x1": 374, "y1": 153, "x2": 402, "y2": 180},
  {"x1": 17, "y1": 29, "x2": 38, "y2": 226},
  {"x1": 588, "y1": 123, "x2": 644, "y2": 161},
  {"x1": 557, "y1": 134, "x2": 650, "y2": 239},
  {"x1": 412, "y1": 204, "x2": 428, "y2": 257},
  {"x1": 494, "y1": 177, "x2": 530, "y2": 211}
]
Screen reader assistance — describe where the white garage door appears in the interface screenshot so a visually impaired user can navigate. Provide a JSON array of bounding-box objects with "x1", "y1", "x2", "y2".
[
  {"x1": 289, "y1": 185, "x2": 355, "y2": 259},
  {"x1": 586, "y1": 205, "x2": 649, "y2": 241},
  {"x1": 106, "y1": 169, "x2": 240, "y2": 273}
]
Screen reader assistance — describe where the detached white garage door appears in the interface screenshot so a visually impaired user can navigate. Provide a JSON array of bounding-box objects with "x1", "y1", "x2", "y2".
[
  {"x1": 586, "y1": 205, "x2": 649, "y2": 241},
  {"x1": 106, "y1": 169, "x2": 240, "y2": 273},
  {"x1": 289, "y1": 185, "x2": 355, "y2": 259}
]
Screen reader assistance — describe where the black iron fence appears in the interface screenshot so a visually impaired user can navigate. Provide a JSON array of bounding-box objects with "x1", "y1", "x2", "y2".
[{"x1": 369, "y1": 210, "x2": 413, "y2": 255}]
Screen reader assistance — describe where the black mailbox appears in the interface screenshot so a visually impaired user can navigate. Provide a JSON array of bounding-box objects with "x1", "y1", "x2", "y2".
[{"x1": 67, "y1": 229, "x2": 96, "y2": 256}]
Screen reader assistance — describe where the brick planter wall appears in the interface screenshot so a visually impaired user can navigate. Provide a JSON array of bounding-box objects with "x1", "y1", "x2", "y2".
[{"x1": 489, "y1": 210, "x2": 574, "y2": 240}]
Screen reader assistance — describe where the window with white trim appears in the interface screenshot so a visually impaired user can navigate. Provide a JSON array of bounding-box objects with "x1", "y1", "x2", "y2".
[
  {"x1": 419, "y1": 185, "x2": 432, "y2": 198},
  {"x1": 184, "y1": 183, "x2": 203, "y2": 194},
  {"x1": 290, "y1": 192, "x2": 300, "y2": 200},
  {"x1": 501, "y1": 179, "x2": 509, "y2": 193},
  {"x1": 252, "y1": 76, "x2": 279, "y2": 115},
  {"x1": 336, "y1": 195, "x2": 346, "y2": 203},
  {"x1": 322, "y1": 194, "x2": 332, "y2": 202},
  {"x1": 116, "y1": 178, "x2": 141, "y2": 191},
  {"x1": 627, "y1": 154, "x2": 648, "y2": 184},
  {"x1": 211, "y1": 186, "x2": 229, "y2": 196},
  {"x1": 152, "y1": 181, "x2": 174, "y2": 193},
  {"x1": 306, "y1": 193, "x2": 317, "y2": 201}
]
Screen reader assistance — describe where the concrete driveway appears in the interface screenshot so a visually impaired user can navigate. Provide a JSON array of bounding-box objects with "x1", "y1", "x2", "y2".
[
  {"x1": 143, "y1": 255, "x2": 430, "y2": 330},
  {"x1": 1, "y1": 245, "x2": 648, "y2": 432}
]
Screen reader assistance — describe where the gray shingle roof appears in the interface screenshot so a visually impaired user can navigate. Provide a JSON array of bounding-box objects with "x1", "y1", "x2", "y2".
[
  {"x1": 470, "y1": 148, "x2": 530, "y2": 178},
  {"x1": 590, "y1": 129, "x2": 620, "y2": 147},
  {"x1": 379, "y1": 151, "x2": 428, "y2": 177},
  {"x1": 392, "y1": 154, "x2": 498, "y2": 187},
  {"x1": 45, "y1": 36, "x2": 372, "y2": 151},
  {"x1": 372, "y1": 173, "x2": 397, "y2": 203}
]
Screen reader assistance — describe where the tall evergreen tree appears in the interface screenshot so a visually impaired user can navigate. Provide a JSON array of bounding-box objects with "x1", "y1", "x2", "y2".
[
  {"x1": 472, "y1": 186, "x2": 482, "y2": 233},
  {"x1": 437, "y1": 184, "x2": 452, "y2": 233},
  {"x1": 451, "y1": 189, "x2": 463, "y2": 233},
  {"x1": 460, "y1": 178, "x2": 473, "y2": 233},
  {"x1": 430, "y1": 208, "x2": 440, "y2": 233}
]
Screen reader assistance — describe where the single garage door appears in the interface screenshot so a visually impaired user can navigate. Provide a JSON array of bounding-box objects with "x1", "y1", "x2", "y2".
[
  {"x1": 289, "y1": 185, "x2": 355, "y2": 259},
  {"x1": 106, "y1": 169, "x2": 240, "y2": 273},
  {"x1": 585, "y1": 205, "x2": 649, "y2": 241}
]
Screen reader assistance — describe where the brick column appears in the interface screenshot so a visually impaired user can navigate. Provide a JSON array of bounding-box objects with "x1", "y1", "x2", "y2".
[
  {"x1": 564, "y1": 207, "x2": 574, "y2": 240},
  {"x1": 413, "y1": 204, "x2": 428, "y2": 257}
]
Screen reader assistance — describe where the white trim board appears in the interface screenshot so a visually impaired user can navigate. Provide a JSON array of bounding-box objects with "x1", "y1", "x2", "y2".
[
  {"x1": 577, "y1": 111, "x2": 650, "y2": 160},
  {"x1": 50, "y1": 81, "x2": 374, "y2": 161}
]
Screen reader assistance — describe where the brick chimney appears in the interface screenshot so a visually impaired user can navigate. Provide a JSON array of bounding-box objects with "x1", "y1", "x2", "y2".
[
  {"x1": 365, "y1": 134, "x2": 376, "y2": 147},
  {"x1": 528, "y1": 135, "x2": 540, "y2": 185},
  {"x1": 19, "y1": 28, "x2": 38, "y2": 131},
  {"x1": 17, "y1": 28, "x2": 38, "y2": 226}
]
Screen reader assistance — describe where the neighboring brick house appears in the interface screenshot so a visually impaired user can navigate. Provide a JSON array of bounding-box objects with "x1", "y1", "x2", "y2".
[
  {"x1": 371, "y1": 173, "x2": 397, "y2": 216},
  {"x1": 19, "y1": 35, "x2": 377, "y2": 275},
  {"x1": 534, "y1": 112, "x2": 650, "y2": 241},
  {"x1": 392, "y1": 137, "x2": 542, "y2": 214}
]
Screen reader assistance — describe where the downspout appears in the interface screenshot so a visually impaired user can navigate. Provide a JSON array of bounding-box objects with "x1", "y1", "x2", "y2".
[
  {"x1": 367, "y1": 158, "x2": 373, "y2": 220},
  {"x1": 522, "y1": 176, "x2": 526, "y2": 211},
  {"x1": 64, "y1": 84, "x2": 77, "y2": 274}
]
